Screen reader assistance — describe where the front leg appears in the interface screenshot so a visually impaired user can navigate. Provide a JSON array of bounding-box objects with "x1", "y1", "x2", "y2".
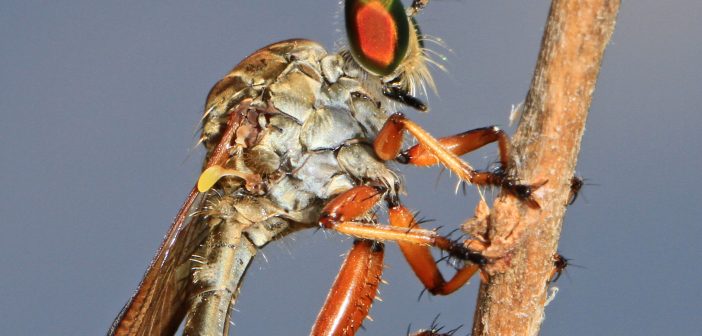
[{"x1": 374, "y1": 112, "x2": 544, "y2": 207}]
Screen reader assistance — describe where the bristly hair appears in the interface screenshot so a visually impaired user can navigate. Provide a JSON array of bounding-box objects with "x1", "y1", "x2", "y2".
[
  {"x1": 394, "y1": 20, "x2": 438, "y2": 100},
  {"x1": 402, "y1": 5, "x2": 453, "y2": 98}
]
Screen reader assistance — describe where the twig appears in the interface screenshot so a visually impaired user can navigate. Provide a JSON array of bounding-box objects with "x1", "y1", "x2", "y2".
[{"x1": 471, "y1": 1, "x2": 621, "y2": 335}]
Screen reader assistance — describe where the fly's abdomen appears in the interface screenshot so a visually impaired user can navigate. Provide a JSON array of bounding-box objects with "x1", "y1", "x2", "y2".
[{"x1": 184, "y1": 216, "x2": 256, "y2": 336}]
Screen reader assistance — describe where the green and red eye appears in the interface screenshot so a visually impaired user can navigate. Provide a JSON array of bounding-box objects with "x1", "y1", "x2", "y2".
[{"x1": 345, "y1": 0, "x2": 410, "y2": 76}]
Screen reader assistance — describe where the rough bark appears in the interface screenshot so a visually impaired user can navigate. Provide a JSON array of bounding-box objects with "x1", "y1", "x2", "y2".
[{"x1": 470, "y1": 1, "x2": 621, "y2": 335}]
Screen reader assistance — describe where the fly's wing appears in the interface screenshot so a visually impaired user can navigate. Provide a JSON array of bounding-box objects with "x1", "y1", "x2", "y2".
[
  {"x1": 109, "y1": 77, "x2": 249, "y2": 335},
  {"x1": 109, "y1": 39, "x2": 328, "y2": 336},
  {"x1": 108, "y1": 187, "x2": 208, "y2": 336}
]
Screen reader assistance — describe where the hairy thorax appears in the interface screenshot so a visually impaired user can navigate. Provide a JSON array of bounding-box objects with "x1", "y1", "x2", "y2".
[{"x1": 198, "y1": 39, "x2": 402, "y2": 246}]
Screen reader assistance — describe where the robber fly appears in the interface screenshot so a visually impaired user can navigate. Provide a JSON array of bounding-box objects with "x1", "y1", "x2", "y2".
[{"x1": 109, "y1": 1, "x2": 537, "y2": 335}]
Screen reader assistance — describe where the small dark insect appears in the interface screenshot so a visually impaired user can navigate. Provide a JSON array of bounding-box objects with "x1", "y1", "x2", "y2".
[
  {"x1": 550, "y1": 253, "x2": 570, "y2": 283},
  {"x1": 568, "y1": 175, "x2": 585, "y2": 205},
  {"x1": 408, "y1": 315, "x2": 461, "y2": 336}
]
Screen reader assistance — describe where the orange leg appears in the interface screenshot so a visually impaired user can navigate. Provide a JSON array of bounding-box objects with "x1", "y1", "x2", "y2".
[
  {"x1": 389, "y1": 205, "x2": 480, "y2": 295},
  {"x1": 318, "y1": 185, "x2": 384, "y2": 229},
  {"x1": 400, "y1": 126, "x2": 509, "y2": 168},
  {"x1": 310, "y1": 240, "x2": 385, "y2": 336},
  {"x1": 374, "y1": 113, "x2": 543, "y2": 207},
  {"x1": 318, "y1": 187, "x2": 485, "y2": 266},
  {"x1": 312, "y1": 186, "x2": 386, "y2": 336},
  {"x1": 311, "y1": 186, "x2": 486, "y2": 335}
]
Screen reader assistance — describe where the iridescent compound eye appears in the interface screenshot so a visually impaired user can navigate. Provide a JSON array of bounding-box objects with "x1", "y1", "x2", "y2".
[{"x1": 345, "y1": 0, "x2": 410, "y2": 76}]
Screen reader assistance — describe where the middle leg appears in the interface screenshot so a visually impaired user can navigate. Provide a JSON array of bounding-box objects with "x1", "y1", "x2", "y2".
[{"x1": 311, "y1": 185, "x2": 487, "y2": 335}]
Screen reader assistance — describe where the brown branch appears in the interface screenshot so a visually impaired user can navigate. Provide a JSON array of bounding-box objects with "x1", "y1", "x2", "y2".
[{"x1": 470, "y1": 1, "x2": 620, "y2": 335}]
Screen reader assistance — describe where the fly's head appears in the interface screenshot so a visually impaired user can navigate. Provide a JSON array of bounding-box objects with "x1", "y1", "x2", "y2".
[{"x1": 344, "y1": 0, "x2": 436, "y2": 111}]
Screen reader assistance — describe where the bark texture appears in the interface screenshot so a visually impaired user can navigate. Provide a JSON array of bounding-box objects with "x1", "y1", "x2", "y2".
[{"x1": 471, "y1": 1, "x2": 621, "y2": 335}]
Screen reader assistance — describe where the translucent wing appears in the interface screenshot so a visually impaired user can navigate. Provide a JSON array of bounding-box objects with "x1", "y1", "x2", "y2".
[{"x1": 108, "y1": 188, "x2": 208, "y2": 336}]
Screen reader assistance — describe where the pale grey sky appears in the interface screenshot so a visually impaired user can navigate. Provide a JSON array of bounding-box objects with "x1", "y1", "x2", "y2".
[{"x1": 1, "y1": 1, "x2": 700, "y2": 335}]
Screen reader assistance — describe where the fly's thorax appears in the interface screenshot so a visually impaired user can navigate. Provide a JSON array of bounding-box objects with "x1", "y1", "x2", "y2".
[
  {"x1": 201, "y1": 39, "x2": 328, "y2": 152},
  {"x1": 198, "y1": 39, "x2": 405, "y2": 228}
]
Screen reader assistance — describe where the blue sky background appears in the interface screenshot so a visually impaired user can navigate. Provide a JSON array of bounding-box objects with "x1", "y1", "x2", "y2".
[{"x1": 1, "y1": 1, "x2": 700, "y2": 335}]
